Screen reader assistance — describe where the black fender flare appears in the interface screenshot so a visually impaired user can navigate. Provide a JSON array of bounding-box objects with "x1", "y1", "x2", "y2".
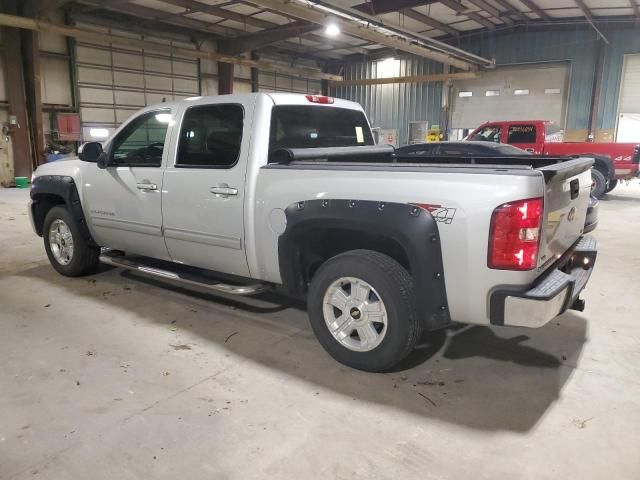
[
  {"x1": 574, "y1": 154, "x2": 614, "y2": 181},
  {"x1": 278, "y1": 199, "x2": 451, "y2": 330},
  {"x1": 30, "y1": 175, "x2": 95, "y2": 245}
]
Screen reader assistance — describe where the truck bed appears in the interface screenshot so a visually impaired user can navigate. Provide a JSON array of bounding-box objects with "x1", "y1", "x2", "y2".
[
  {"x1": 256, "y1": 148, "x2": 593, "y2": 326},
  {"x1": 270, "y1": 145, "x2": 586, "y2": 183}
]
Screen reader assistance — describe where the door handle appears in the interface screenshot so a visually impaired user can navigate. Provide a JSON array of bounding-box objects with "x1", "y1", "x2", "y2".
[
  {"x1": 210, "y1": 186, "x2": 238, "y2": 197},
  {"x1": 136, "y1": 182, "x2": 158, "y2": 191}
]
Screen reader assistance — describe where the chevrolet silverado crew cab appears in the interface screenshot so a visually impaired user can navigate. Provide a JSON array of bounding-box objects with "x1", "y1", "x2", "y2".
[
  {"x1": 29, "y1": 93, "x2": 597, "y2": 372},
  {"x1": 467, "y1": 120, "x2": 640, "y2": 198}
]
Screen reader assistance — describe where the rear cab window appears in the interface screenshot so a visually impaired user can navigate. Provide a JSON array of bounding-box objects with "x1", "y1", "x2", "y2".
[
  {"x1": 269, "y1": 106, "x2": 374, "y2": 157},
  {"x1": 507, "y1": 124, "x2": 537, "y2": 144}
]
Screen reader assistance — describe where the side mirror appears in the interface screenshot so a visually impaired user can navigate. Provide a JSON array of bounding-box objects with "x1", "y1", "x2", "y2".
[{"x1": 79, "y1": 142, "x2": 103, "y2": 163}]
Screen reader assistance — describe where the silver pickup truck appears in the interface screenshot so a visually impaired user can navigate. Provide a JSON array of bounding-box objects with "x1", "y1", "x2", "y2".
[{"x1": 29, "y1": 93, "x2": 597, "y2": 372}]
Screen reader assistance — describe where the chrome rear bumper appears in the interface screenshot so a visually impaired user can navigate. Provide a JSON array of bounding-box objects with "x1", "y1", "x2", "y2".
[{"x1": 490, "y1": 235, "x2": 597, "y2": 328}]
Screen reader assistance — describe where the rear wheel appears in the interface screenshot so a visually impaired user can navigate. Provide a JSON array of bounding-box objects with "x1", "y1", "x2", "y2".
[
  {"x1": 591, "y1": 169, "x2": 607, "y2": 199},
  {"x1": 307, "y1": 250, "x2": 420, "y2": 372},
  {"x1": 43, "y1": 206, "x2": 100, "y2": 277},
  {"x1": 605, "y1": 178, "x2": 618, "y2": 193}
]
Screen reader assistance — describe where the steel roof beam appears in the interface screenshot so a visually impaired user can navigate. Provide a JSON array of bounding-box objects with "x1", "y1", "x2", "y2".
[
  {"x1": 164, "y1": 0, "x2": 368, "y2": 54},
  {"x1": 220, "y1": 20, "x2": 321, "y2": 54},
  {"x1": 0, "y1": 12, "x2": 342, "y2": 80},
  {"x1": 467, "y1": 0, "x2": 514, "y2": 24},
  {"x1": 518, "y1": 0, "x2": 551, "y2": 20},
  {"x1": 574, "y1": 0, "x2": 610, "y2": 44},
  {"x1": 438, "y1": 0, "x2": 496, "y2": 29},
  {"x1": 401, "y1": 8, "x2": 460, "y2": 37},
  {"x1": 351, "y1": 0, "x2": 439, "y2": 15},
  {"x1": 303, "y1": 0, "x2": 491, "y2": 66},
  {"x1": 492, "y1": 0, "x2": 529, "y2": 22}
]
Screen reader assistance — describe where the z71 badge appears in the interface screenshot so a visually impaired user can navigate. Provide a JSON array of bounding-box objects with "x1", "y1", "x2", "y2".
[{"x1": 418, "y1": 204, "x2": 457, "y2": 224}]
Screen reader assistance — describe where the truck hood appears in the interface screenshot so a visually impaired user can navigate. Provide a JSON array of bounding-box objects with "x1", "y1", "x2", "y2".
[{"x1": 33, "y1": 157, "x2": 84, "y2": 179}]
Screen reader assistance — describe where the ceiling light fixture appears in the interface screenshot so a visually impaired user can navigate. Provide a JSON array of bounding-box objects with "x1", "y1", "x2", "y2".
[{"x1": 325, "y1": 23, "x2": 340, "y2": 37}]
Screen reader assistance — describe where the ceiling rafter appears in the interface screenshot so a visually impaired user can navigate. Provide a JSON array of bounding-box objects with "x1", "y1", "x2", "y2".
[
  {"x1": 81, "y1": 1, "x2": 236, "y2": 35},
  {"x1": 438, "y1": 0, "x2": 496, "y2": 29},
  {"x1": 574, "y1": 0, "x2": 610, "y2": 44},
  {"x1": 492, "y1": 0, "x2": 529, "y2": 22},
  {"x1": 351, "y1": 0, "x2": 439, "y2": 15},
  {"x1": 518, "y1": 0, "x2": 551, "y2": 20},
  {"x1": 163, "y1": 0, "x2": 275, "y2": 29},
  {"x1": 0, "y1": 12, "x2": 341, "y2": 80},
  {"x1": 163, "y1": 0, "x2": 371, "y2": 54},
  {"x1": 467, "y1": 0, "x2": 514, "y2": 25},
  {"x1": 401, "y1": 8, "x2": 460, "y2": 37},
  {"x1": 76, "y1": 0, "x2": 134, "y2": 13},
  {"x1": 245, "y1": 0, "x2": 492, "y2": 69},
  {"x1": 219, "y1": 20, "x2": 321, "y2": 54}
]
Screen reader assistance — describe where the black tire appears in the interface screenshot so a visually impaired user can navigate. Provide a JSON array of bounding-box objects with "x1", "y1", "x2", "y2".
[
  {"x1": 605, "y1": 178, "x2": 618, "y2": 193},
  {"x1": 591, "y1": 169, "x2": 607, "y2": 199},
  {"x1": 43, "y1": 205, "x2": 100, "y2": 277},
  {"x1": 307, "y1": 249, "x2": 421, "y2": 372}
]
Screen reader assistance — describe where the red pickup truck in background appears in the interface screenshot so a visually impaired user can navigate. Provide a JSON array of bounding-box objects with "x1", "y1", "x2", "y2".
[{"x1": 466, "y1": 120, "x2": 640, "y2": 198}]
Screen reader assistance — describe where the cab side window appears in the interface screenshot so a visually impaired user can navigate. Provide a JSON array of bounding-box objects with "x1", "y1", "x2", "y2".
[
  {"x1": 507, "y1": 125, "x2": 536, "y2": 143},
  {"x1": 110, "y1": 110, "x2": 171, "y2": 167},
  {"x1": 176, "y1": 104, "x2": 244, "y2": 168}
]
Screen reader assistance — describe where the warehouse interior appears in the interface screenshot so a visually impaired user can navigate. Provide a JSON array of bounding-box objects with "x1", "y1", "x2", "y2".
[{"x1": 1, "y1": 1, "x2": 640, "y2": 479}]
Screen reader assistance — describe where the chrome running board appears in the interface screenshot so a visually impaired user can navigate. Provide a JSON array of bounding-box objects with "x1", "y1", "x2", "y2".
[{"x1": 100, "y1": 253, "x2": 270, "y2": 296}]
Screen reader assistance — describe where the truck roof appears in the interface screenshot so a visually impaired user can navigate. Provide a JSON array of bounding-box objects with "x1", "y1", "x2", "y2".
[
  {"x1": 140, "y1": 92, "x2": 364, "y2": 113},
  {"x1": 479, "y1": 120, "x2": 555, "y2": 125}
]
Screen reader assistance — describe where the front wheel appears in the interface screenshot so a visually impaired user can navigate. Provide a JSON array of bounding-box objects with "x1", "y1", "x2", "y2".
[
  {"x1": 605, "y1": 178, "x2": 618, "y2": 193},
  {"x1": 307, "y1": 250, "x2": 421, "y2": 372},
  {"x1": 591, "y1": 169, "x2": 608, "y2": 199},
  {"x1": 43, "y1": 206, "x2": 100, "y2": 277}
]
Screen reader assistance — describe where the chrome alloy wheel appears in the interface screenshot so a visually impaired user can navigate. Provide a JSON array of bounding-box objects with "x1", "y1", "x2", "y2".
[
  {"x1": 48, "y1": 219, "x2": 74, "y2": 265},
  {"x1": 322, "y1": 277, "x2": 388, "y2": 352}
]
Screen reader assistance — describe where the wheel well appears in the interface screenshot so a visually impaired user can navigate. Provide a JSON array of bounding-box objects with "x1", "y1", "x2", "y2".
[
  {"x1": 31, "y1": 194, "x2": 66, "y2": 236},
  {"x1": 579, "y1": 154, "x2": 613, "y2": 179},
  {"x1": 293, "y1": 228, "x2": 410, "y2": 292}
]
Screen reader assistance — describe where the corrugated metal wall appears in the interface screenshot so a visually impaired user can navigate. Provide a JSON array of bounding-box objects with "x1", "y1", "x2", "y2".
[
  {"x1": 461, "y1": 30, "x2": 601, "y2": 131},
  {"x1": 331, "y1": 58, "x2": 443, "y2": 146},
  {"x1": 598, "y1": 28, "x2": 640, "y2": 131},
  {"x1": 335, "y1": 27, "x2": 640, "y2": 141}
]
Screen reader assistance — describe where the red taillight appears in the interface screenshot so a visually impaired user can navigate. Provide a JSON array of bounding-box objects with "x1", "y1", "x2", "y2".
[
  {"x1": 305, "y1": 95, "x2": 334, "y2": 104},
  {"x1": 488, "y1": 197, "x2": 543, "y2": 270}
]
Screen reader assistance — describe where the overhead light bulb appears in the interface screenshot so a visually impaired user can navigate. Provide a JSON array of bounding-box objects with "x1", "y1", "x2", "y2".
[
  {"x1": 89, "y1": 128, "x2": 109, "y2": 139},
  {"x1": 325, "y1": 23, "x2": 340, "y2": 36}
]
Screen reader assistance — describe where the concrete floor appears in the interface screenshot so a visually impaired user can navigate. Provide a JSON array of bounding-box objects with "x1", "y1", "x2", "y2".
[{"x1": 1, "y1": 184, "x2": 639, "y2": 480}]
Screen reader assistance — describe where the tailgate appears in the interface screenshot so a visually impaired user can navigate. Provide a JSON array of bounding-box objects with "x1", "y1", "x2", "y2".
[{"x1": 537, "y1": 158, "x2": 594, "y2": 271}]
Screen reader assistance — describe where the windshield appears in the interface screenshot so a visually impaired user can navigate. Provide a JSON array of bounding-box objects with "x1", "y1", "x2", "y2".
[{"x1": 269, "y1": 106, "x2": 374, "y2": 151}]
